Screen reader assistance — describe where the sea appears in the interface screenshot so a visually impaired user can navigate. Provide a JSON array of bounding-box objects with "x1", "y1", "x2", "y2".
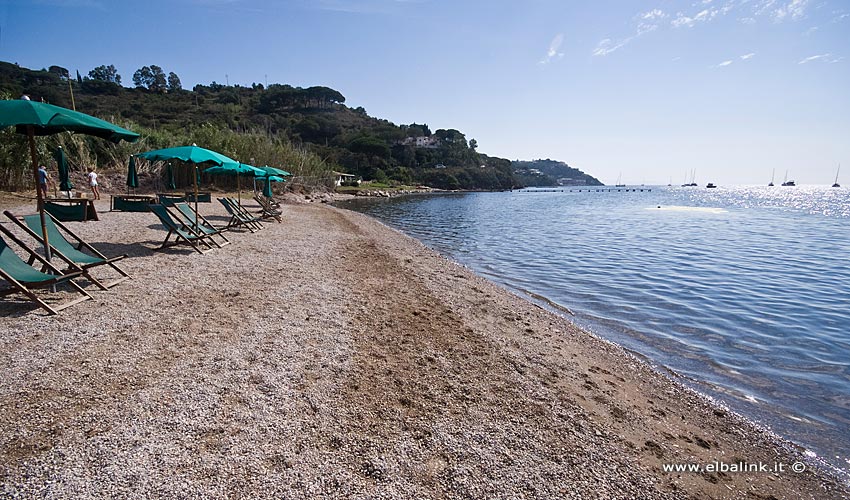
[{"x1": 339, "y1": 185, "x2": 850, "y2": 473}]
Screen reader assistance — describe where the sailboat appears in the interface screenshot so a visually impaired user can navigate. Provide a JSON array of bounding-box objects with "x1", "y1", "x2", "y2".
[
  {"x1": 832, "y1": 164, "x2": 841, "y2": 188},
  {"x1": 681, "y1": 169, "x2": 697, "y2": 187},
  {"x1": 781, "y1": 170, "x2": 796, "y2": 187},
  {"x1": 768, "y1": 168, "x2": 775, "y2": 186},
  {"x1": 615, "y1": 172, "x2": 625, "y2": 187}
]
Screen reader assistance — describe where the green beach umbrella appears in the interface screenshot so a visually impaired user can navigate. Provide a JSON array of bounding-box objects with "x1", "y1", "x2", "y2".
[
  {"x1": 261, "y1": 175, "x2": 286, "y2": 198},
  {"x1": 204, "y1": 163, "x2": 266, "y2": 204},
  {"x1": 165, "y1": 162, "x2": 176, "y2": 191},
  {"x1": 137, "y1": 145, "x2": 239, "y2": 223},
  {"x1": 126, "y1": 156, "x2": 138, "y2": 194},
  {"x1": 0, "y1": 98, "x2": 139, "y2": 259},
  {"x1": 254, "y1": 166, "x2": 290, "y2": 197},
  {"x1": 55, "y1": 146, "x2": 73, "y2": 194},
  {"x1": 259, "y1": 166, "x2": 291, "y2": 177}
]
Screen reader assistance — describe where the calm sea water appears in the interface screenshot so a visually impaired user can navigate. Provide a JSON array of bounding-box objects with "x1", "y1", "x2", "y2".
[{"x1": 340, "y1": 185, "x2": 850, "y2": 472}]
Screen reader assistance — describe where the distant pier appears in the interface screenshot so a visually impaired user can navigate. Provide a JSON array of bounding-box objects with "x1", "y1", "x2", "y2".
[{"x1": 515, "y1": 187, "x2": 652, "y2": 193}]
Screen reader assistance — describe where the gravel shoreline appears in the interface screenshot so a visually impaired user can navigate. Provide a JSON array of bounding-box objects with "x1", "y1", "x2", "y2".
[{"x1": 0, "y1": 196, "x2": 848, "y2": 499}]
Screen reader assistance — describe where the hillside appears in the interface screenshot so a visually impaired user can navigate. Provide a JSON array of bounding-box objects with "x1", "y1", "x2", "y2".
[
  {"x1": 513, "y1": 159, "x2": 603, "y2": 187},
  {"x1": 0, "y1": 61, "x2": 594, "y2": 192}
]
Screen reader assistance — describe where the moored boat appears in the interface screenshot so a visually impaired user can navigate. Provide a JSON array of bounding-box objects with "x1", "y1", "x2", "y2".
[{"x1": 781, "y1": 170, "x2": 795, "y2": 186}]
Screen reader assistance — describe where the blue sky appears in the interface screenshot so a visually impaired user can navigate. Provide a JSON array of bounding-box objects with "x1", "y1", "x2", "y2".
[{"x1": 1, "y1": 0, "x2": 848, "y2": 185}]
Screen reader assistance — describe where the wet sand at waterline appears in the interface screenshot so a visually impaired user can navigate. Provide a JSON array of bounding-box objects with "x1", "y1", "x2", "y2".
[{"x1": 0, "y1": 195, "x2": 847, "y2": 499}]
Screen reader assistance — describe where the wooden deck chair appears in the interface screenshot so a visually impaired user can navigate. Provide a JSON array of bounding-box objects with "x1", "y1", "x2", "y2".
[
  {"x1": 256, "y1": 192, "x2": 280, "y2": 209},
  {"x1": 227, "y1": 198, "x2": 267, "y2": 229},
  {"x1": 4, "y1": 210, "x2": 130, "y2": 290},
  {"x1": 217, "y1": 198, "x2": 263, "y2": 233},
  {"x1": 252, "y1": 193, "x2": 282, "y2": 223},
  {"x1": 148, "y1": 204, "x2": 214, "y2": 254},
  {"x1": 0, "y1": 224, "x2": 92, "y2": 315},
  {"x1": 173, "y1": 202, "x2": 231, "y2": 247}
]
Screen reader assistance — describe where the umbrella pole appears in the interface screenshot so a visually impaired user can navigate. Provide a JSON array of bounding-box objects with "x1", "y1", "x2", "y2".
[
  {"x1": 27, "y1": 126, "x2": 51, "y2": 261},
  {"x1": 194, "y1": 165, "x2": 199, "y2": 227}
]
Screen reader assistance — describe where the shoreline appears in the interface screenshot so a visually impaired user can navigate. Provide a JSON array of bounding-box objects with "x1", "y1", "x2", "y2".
[{"x1": 0, "y1": 196, "x2": 848, "y2": 498}]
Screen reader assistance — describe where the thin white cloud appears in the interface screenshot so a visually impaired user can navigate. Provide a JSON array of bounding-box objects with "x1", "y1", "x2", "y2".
[
  {"x1": 592, "y1": 38, "x2": 632, "y2": 57},
  {"x1": 798, "y1": 53, "x2": 829, "y2": 64},
  {"x1": 672, "y1": 8, "x2": 719, "y2": 28},
  {"x1": 716, "y1": 60, "x2": 734, "y2": 67},
  {"x1": 740, "y1": 52, "x2": 756, "y2": 60},
  {"x1": 592, "y1": 8, "x2": 666, "y2": 57},
  {"x1": 773, "y1": 0, "x2": 809, "y2": 21},
  {"x1": 641, "y1": 9, "x2": 667, "y2": 20},
  {"x1": 804, "y1": 26, "x2": 819, "y2": 35},
  {"x1": 539, "y1": 34, "x2": 565, "y2": 64},
  {"x1": 832, "y1": 12, "x2": 850, "y2": 23}
]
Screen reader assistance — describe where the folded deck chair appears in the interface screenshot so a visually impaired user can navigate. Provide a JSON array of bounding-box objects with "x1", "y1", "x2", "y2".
[
  {"x1": 252, "y1": 194, "x2": 282, "y2": 223},
  {"x1": 0, "y1": 224, "x2": 92, "y2": 315},
  {"x1": 253, "y1": 192, "x2": 281, "y2": 210},
  {"x1": 217, "y1": 198, "x2": 263, "y2": 233},
  {"x1": 5, "y1": 210, "x2": 130, "y2": 290},
  {"x1": 148, "y1": 204, "x2": 214, "y2": 254},
  {"x1": 173, "y1": 202, "x2": 230, "y2": 247}
]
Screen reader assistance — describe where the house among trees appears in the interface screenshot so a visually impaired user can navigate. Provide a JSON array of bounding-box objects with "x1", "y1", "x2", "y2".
[
  {"x1": 400, "y1": 136, "x2": 440, "y2": 149},
  {"x1": 334, "y1": 171, "x2": 358, "y2": 186}
]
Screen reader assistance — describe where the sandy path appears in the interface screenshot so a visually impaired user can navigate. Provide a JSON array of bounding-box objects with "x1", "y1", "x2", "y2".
[{"x1": 0, "y1": 197, "x2": 847, "y2": 499}]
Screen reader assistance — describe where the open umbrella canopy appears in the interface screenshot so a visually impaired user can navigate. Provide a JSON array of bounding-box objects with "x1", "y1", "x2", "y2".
[
  {"x1": 0, "y1": 98, "x2": 140, "y2": 259},
  {"x1": 265, "y1": 175, "x2": 285, "y2": 183},
  {"x1": 126, "y1": 156, "x2": 138, "y2": 191},
  {"x1": 0, "y1": 99, "x2": 140, "y2": 143},
  {"x1": 136, "y1": 145, "x2": 239, "y2": 220},
  {"x1": 258, "y1": 166, "x2": 291, "y2": 177},
  {"x1": 55, "y1": 147, "x2": 73, "y2": 192},
  {"x1": 136, "y1": 145, "x2": 238, "y2": 167},
  {"x1": 204, "y1": 163, "x2": 266, "y2": 177}
]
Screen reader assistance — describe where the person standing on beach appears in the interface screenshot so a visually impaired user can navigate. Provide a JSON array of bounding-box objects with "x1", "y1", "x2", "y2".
[
  {"x1": 86, "y1": 167, "x2": 100, "y2": 200},
  {"x1": 37, "y1": 164, "x2": 52, "y2": 199}
]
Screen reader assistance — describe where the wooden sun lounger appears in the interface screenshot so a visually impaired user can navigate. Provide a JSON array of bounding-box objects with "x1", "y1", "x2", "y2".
[
  {"x1": 5, "y1": 210, "x2": 130, "y2": 290},
  {"x1": 172, "y1": 202, "x2": 231, "y2": 248},
  {"x1": 218, "y1": 198, "x2": 264, "y2": 233},
  {"x1": 148, "y1": 204, "x2": 215, "y2": 254},
  {"x1": 0, "y1": 224, "x2": 92, "y2": 315},
  {"x1": 253, "y1": 194, "x2": 282, "y2": 223}
]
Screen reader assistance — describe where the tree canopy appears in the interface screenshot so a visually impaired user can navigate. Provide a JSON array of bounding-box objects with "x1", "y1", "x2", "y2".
[
  {"x1": 88, "y1": 64, "x2": 121, "y2": 84},
  {"x1": 0, "y1": 59, "x2": 602, "y2": 191}
]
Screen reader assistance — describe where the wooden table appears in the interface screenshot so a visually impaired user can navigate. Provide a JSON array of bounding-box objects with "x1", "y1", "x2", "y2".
[
  {"x1": 185, "y1": 192, "x2": 212, "y2": 203},
  {"x1": 43, "y1": 197, "x2": 99, "y2": 221},
  {"x1": 111, "y1": 194, "x2": 156, "y2": 212}
]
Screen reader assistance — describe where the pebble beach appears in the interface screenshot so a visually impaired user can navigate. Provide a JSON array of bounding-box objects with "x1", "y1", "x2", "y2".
[{"x1": 0, "y1": 194, "x2": 848, "y2": 499}]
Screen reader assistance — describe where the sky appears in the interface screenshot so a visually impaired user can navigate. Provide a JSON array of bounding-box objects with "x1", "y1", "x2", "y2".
[{"x1": 0, "y1": 0, "x2": 848, "y2": 185}]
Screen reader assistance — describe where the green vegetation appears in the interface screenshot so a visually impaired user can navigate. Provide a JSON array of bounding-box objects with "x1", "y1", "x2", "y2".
[
  {"x1": 0, "y1": 60, "x2": 600, "y2": 192},
  {"x1": 513, "y1": 159, "x2": 603, "y2": 187}
]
